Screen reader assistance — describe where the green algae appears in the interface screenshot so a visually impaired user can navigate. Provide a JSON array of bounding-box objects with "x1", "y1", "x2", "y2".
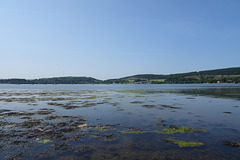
[
  {"x1": 84, "y1": 95, "x2": 105, "y2": 99},
  {"x1": 120, "y1": 130, "x2": 175, "y2": 134},
  {"x1": 160, "y1": 126, "x2": 206, "y2": 134},
  {"x1": 149, "y1": 130, "x2": 165, "y2": 134},
  {"x1": 104, "y1": 98, "x2": 113, "y2": 100},
  {"x1": 119, "y1": 126, "x2": 206, "y2": 135},
  {"x1": 37, "y1": 139, "x2": 53, "y2": 144},
  {"x1": 53, "y1": 118, "x2": 67, "y2": 122},
  {"x1": 118, "y1": 90, "x2": 177, "y2": 94},
  {"x1": 165, "y1": 138, "x2": 204, "y2": 147},
  {"x1": 120, "y1": 130, "x2": 148, "y2": 134},
  {"x1": 91, "y1": 125, "x2": 117, "y2": 131},
  {"x1": 92, "y1": 126, "x2": 107, "y2": 131},
  {"x1": 120, "y1": 129, "x2": 164, "y2": 134}
]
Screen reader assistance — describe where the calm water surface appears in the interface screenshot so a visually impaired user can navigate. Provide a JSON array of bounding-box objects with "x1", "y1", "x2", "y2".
[{"x1": 0, "y1": 84, "x2": 239, "y2": 160}]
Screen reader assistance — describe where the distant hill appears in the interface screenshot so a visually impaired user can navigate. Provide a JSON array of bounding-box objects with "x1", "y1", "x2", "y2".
[
  {"x1": 0, "y1": 67, "x2": 240, "y2": 84},
  {"x1": 105, "y1": 67, "x2": 240, "y2": 84},
  {"x1": 32, "y1": 77, "x2": 102, "y2": 84},
  {"x1": 0, "y1": 77, "x2": 102, "y2": 84}
]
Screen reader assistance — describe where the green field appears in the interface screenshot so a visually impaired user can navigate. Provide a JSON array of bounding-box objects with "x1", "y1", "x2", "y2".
[
  {"x1": 127, "y1": 79, "x2": 135, "y2": 83},
  {"x1": 149, "y1": 79, "x2": 166, "y2": 83}
]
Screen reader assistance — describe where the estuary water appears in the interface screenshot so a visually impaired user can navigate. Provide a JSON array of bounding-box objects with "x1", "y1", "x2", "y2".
[{"x1": 0, "y1": 84, "x2": 239, "y2": 160}]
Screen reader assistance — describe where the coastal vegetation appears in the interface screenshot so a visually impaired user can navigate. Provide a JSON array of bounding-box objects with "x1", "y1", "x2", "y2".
[
  {"x1": 0, "y1": 67, "x2": 240, "y2": 84},
  {"x1": 115, "y1": 67, "x2": 240, "y2": 84}
]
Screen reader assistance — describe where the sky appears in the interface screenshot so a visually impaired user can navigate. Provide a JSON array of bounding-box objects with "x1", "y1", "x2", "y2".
[{"x1": 0, "y1": 0, "x2": 240, "y2": 80}]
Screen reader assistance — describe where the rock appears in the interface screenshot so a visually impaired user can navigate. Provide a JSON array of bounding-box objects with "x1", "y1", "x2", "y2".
[
  {"x1": 222, "y1": 141, "x2": 240, "y2": 148},
  {"x1": 77, "y1": 124, "x2": 88, "y2": 128}
]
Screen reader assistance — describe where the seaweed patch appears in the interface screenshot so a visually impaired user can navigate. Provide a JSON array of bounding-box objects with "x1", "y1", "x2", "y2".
[{"x1": 164, "y1": 138, "x2": 204, "y2": 147}]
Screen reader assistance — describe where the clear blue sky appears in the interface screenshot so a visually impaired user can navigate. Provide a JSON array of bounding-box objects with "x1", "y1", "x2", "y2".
[{"x1": 0, "y1": 0, "x2": 240, "y2": 80}]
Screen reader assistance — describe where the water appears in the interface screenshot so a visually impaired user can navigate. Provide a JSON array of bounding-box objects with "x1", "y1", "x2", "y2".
[
  {"x1": 0, "y1": 83, "x2": 239, "y2": 90},
  {"x1": 0, "y1": 84, "x2": 239, "y2": 160}
]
